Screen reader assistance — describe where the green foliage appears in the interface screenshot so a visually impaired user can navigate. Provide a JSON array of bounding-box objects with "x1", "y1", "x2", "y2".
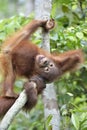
[
  {"x1": 51, "y1": 1, "x2": 87, "y2": 130},
  {"x1": 0, "y1": 15, "x2": 33, "y2": 44},
  {"x1": 45, "y1": 115, "x2": 52, "y2": 130},
  {"x1": 50, "y1": 21, "x2": 87, "y2": 52},
  {"x1": 52, "y1": 0, "x2": 87, "y2": 27}
]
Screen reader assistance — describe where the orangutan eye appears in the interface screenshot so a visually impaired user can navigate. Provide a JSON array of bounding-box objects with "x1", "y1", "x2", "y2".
[
  {"x1": 44, "y1": 67, "x2": 49, "y2": 72},
  {"x1": 49, "y1": 63, "x2": 54, "y2": 67}
]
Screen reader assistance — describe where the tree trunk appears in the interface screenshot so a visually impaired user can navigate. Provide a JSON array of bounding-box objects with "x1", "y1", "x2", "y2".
[
  {"x1": 17, "y1": 0, "x2": 34, "y2": 16},
  {"x1": 35, "y1": 0, "x2": 60, "y2": 130},
  {"x1": 24, "y1": 0, "x2": 34, "y2": 16}
]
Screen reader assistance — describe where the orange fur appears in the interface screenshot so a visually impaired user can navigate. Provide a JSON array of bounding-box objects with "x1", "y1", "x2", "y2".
[{"x1": 0, "y1": 19, "x2": 84, "y2": 116}]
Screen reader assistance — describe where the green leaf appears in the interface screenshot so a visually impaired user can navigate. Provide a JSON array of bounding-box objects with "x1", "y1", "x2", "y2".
[
  {"x1": 50, "y1": 33, "x2": 58, "y2": 41},
  {"x1": 67, "y1": 36, "x2": 77, "y2": 42},
  {"x1": 76, "y1": 32, "x2": 84, "y2": 39},
  {"x1": 0, "y1": 32, "x2": 6, "y2": 41},
  {"x1": 46, "y1": 115, "x2": 53, "y2": 130},
  {"x1": 71, "y1": 113, "x2": 79, "y2": 130},
  {"x1": 67, "y1": 92, "x2": 73, "y2": 97},
  {"x1": 62, "y1": 4, "x2": 70, "y2": 13},
  {"x1": 83, "y1": 29, "x2": 87, "y2": 36},
  {"x1": 46, "y1": 115, "x2": 53, "y2": 126},
  {"x1": 81, "y1": 123, "x2": 87, "y2": 130},
  {"x1": 48, "y1": 125, "x2": 52, "y2": 130}
]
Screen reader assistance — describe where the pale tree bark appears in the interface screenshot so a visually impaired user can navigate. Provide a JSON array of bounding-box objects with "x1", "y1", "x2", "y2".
[
  {"x1": 17, "y1": 0, "x2": 35, "y2": 16},
  {"x1": 35, "y1": 0, "x2": 60, "y2": 130},
  {"x1": 0, "y1": 90, "x2": 27, "y2": 130},
  {"x1": 24, "y1": 0, "x2": 35, "y2": 16}
]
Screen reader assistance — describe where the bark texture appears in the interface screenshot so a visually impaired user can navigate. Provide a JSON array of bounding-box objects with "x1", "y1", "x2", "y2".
[{"x1": 35, "y1": 0, "x2": 60, "y2": 130}]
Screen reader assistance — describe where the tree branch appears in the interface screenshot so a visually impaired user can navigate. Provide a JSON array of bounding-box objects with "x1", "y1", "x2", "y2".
[{"x1": 0, "y1": 90, "x2": 27, "y2": 130}]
